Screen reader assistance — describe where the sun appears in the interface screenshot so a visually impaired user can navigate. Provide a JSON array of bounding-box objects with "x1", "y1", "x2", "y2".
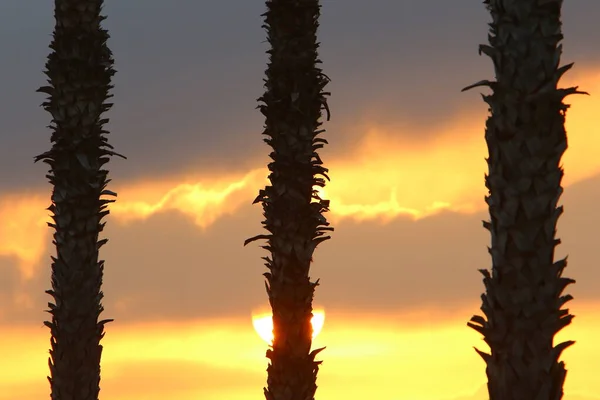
[{"x1": 252, "y1": 309, "x2": 325, "y2": 345}]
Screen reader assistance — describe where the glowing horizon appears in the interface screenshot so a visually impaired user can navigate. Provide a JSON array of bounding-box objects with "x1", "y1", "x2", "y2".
[{"x1": 0, "y1": 305, "x2": 598, "y2": 400}]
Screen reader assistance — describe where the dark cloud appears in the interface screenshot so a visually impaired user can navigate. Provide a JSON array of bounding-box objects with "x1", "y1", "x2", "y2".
[{"x1": 2, "y1": 0, "x2": 599, "y2": 192}]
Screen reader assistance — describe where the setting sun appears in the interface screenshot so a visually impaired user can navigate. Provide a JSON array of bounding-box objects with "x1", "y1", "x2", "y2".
[{"x1": 252, "y1": 310, "x2": 326, "y2": 345}]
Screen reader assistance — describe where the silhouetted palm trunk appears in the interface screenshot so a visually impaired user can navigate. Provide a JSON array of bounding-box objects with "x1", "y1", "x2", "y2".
[
  {"x1": 35, "y1": 1, "x2": 124, "y2": 399},
  {"x1": 463, "y1": 1, "x2": 585, "y2": 399},
  {"x1": 245, "y1": 0, "x2": 333, "y2": 399}
]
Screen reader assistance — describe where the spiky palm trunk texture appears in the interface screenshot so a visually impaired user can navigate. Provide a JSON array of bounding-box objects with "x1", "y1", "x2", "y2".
[
  {"x1": 244, "y1": 1, "x2": 333, "y2": 399},
  {"x1": 35, "y1": 1, "x2": 123, "y2": 399},
  {"x1": 463, "y1": 1, "x2": 586, "y2": 399}
]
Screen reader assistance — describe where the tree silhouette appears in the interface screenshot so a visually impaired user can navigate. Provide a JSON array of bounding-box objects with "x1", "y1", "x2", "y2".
[
  {"x1": 245, "y1": 0, "x2": 333, "y2": 399},
  {"x1": 463, "y1": 0, "x2": 585, "y2": 398},
  {"x1": 35, "y1": 1, "x2": 124, "y2": 399}
]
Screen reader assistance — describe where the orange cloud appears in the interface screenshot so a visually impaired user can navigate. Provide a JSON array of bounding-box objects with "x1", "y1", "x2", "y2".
[
  {"x1": 322, "y1": 119, "x2": 487, "y2": 222},
  {"x1": 322, "y1": 66, "x2": 600, "y2": 223},
  {"x1": 0, "y1": 194, "x2": 49, "y2": 279},
  {"x1": 109, "y1": 168, "x2": 265, "y2": 229},
  {"x1": 101, "y1": 66, "x2": 600, "y2": 227},
  {"x1": 2, "y1": 67, "x2": 600, "y2": 278},
  {"x1": 0, "y1": 170, "x2": 265, "y2": 278}
]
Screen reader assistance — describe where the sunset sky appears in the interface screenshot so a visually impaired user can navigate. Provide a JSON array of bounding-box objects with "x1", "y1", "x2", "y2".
[{"x1": 2, "y1": 0, "x2": 600, "y2": 399}]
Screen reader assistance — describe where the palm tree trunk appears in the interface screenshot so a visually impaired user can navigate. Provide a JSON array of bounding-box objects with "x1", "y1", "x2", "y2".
[
  {"x1": 35, "y1": 1, "x2": 124, "y2": 399},
  {"x1": 463, "y1": 1, "x2": 586, "y2": 399},
  {"x1": 245, "y1": 0, "x2": 333, "y2": 399}
]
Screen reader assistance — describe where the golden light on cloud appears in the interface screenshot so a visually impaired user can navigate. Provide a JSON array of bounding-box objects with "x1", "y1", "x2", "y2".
[
  {"x1": 314, "y1": 67, "x2": 600, "y2": 223},
  {"x1": 252, "y1": 310, "x2": 325, "y2": 345},
  {"x1": 0, "y1": 194, "x2": 49, "y2": 279},
  {"x1": 2, "y1": 68, "x2": 600, "y2": 280},
  {"x1": 323, "y1": 123, "x2": 486, "y2": 222},
  {"x1": 0, "y1": 169, "x2": 268, "y2": 278},
  {"x1": 325, "y1": 122, "x2": 485, "y2": 221},
  {"x1": 561, "y1": 69, "x2": 600, "y2": 183},
  {"x1": 109, "y1": 169, "x2": 266, "y2": 229}
]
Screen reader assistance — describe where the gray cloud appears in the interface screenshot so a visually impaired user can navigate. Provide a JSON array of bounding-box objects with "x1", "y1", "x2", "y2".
[
  {"x1": 2, "y1": 0, "x2": 599, "y2": 192},
  {"x1": 5, "y1": 170, "x2": 598, "y2": 326}
]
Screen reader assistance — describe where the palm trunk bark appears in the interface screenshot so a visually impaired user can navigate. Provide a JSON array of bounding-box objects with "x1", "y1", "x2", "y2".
[
  {"x1": 35, "y1": 1, "x2": 124, "y2": 399},
  {"x1": 245, "y1": 1, "x2": 333, "y2": 399},
  {"x1": 463, "y1": 1, "x2": 586, "y2": 399}
]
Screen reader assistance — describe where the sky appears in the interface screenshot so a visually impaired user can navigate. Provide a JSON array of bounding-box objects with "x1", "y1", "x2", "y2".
[{"x1": 1, "y1": 0, "x2": 600, "y2": 399}]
